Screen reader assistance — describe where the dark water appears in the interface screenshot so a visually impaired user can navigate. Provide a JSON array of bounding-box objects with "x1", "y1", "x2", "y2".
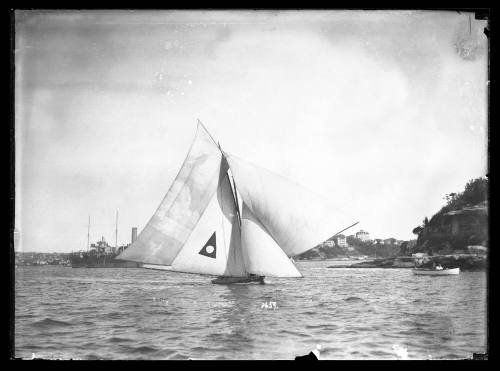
[{"x1": 14, "y1": 261, "x2": 487, "y2": 360}]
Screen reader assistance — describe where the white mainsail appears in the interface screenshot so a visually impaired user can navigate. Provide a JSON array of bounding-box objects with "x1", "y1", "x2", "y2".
[{"x1": 225, "y1": 153, "x2": 356, "y2": 257}]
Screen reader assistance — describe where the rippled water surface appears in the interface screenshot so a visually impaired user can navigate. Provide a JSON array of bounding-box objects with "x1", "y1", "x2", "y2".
[{"x1": 14, "y1": 261, "x2": 487, "y2": 360}]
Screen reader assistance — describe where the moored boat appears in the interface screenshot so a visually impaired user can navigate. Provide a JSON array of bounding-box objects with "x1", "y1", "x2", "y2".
[
  {"x1": 71, "y1": 236, "x2": 140, "y2": 268},
  {"x1": 412, "y1": 267, "x2": 460, "y2": 275},
  {"x1": 72, "y1": 214, "x2": 140, "y2": 268}
]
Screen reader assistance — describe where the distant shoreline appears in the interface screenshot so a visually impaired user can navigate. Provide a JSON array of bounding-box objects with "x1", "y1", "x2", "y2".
[{"x1": 326, "y1": 254, "x2": 487, "y2": 271}]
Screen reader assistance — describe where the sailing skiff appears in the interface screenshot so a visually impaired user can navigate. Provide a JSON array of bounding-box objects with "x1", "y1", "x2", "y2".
[{"x1": 117, "y1": 121, "x2": 356, "y2": 284}]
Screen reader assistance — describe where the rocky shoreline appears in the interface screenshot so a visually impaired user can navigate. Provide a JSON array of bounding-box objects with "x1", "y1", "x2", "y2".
[{"x1": 327, "y1": 254, "x2": 487, "y2": 271}]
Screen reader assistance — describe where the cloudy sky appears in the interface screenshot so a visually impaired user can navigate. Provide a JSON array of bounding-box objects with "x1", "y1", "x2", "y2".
[{"x1": 15, "y1": 10, "x2": 488, "y2": 252}]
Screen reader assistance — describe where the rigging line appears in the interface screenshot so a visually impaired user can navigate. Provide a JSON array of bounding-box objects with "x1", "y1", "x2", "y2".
[
  {"x1": 87, "y1": 216, "x2": 90, "y2": 251},
  {"x1": 228, "y1": 171, "x2": 242, "y2": 227},
  {"x1": 115, "y1": 210, "x2": 118, "y2": 250},
  {"x1": 225, "y1": 171, "x2": 249, "y2": 276},
  {"x1": 327, "y1": 221, "x2": 360, "y2": 240},
  {"x1": 197, "y1": 119, "x2": 220, "y2": 149},
  {"x1": 220, "y1": 177, "x2": 229, "y2": 269}
]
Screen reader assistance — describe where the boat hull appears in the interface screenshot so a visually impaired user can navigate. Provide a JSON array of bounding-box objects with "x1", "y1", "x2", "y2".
[
  {"x1": 71, "y1": 261, "x2": 140, "y2": 268},
  {"x1": 412, "y1": 268, "x2": 460, "y2": 276},
  {"x1": 211, "y1": 276, "x2": 265, "y2": 285},
  {"x1": 142, "y1": 264, "x2": 173, "y2": 271},
  {"x1": 141, "y1": 265, "x2": 265, "y2": 284},
  {"x1": 70, "y1": 254, "x2": 140, "y2": 268}
]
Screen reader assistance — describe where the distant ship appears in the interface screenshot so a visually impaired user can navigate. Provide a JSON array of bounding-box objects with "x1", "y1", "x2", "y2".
[
  {"x1": 70, "y1": 237, "x2": 140, "y2": 268},
  {"x1": 70, "y1": 214, "x2": 140, "y2": 268}
]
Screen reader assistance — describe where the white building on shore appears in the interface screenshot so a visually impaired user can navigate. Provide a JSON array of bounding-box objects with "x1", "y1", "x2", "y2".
[
  {"x1": 334, "y1": 234, "x2": 348, "y2": 247},
  {"x1": 356, "y1": 230, "x2": 370, "y2": 242},
  {"x1": 323, "y1": 240, "x2": 335, "y2": 248}
]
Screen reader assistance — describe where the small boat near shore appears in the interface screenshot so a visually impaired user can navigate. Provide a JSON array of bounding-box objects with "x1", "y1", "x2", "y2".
[{"x1": 412, "y1": 267, "x2": 460, "y2": 276}]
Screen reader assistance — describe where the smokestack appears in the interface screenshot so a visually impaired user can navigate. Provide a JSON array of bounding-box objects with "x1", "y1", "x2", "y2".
[{"x1": 131, "y1": 227, "x2": 137, "y2": 243}]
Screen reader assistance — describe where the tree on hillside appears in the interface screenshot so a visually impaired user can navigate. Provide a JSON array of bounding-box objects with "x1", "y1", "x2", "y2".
[
  {"x1": 346, "y1": 235, "x2": 361, "y2": 247},
  {"x1": 439, "y1": 177, "x2": 488, "y2": 215},
  {"x1": 463, "y1": 177, "x2": 488, "y2": 205},
  {"x1": 399, "y1": 239, "x2": 417, "y2": 255},
  {"x1": 444, "y1": 192, "x2": 458, "y2": 204},
  {"x1": 412, "y1": 226, "x2": 423, "y2": 236},
  {"x1": 412, "y1": 216, "x2": 429, "y2": 238},
  {"x1": 412, "y1": 176, "x2": 488, "y2": 254}
]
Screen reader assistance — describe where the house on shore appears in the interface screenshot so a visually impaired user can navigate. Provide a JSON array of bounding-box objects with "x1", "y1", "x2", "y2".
[
  {"x1": 333, "y1": 234, "x2": 348, "y2": 247},
  {"x1": 323, "y1": 240, "x2": 335, "y2": 248},
  {"x1": 355, "y1": 230, "x2": 370, "y2": 242}
]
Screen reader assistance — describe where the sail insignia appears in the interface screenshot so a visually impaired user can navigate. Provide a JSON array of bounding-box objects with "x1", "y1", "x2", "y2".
[{"x1": 199, "y1": 232, "x2": 217, "y2": 259}]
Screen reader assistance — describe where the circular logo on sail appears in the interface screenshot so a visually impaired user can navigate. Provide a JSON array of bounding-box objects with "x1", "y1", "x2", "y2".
[{"x1": 199, "y1": 232, "x2": 217, "y2": 259}]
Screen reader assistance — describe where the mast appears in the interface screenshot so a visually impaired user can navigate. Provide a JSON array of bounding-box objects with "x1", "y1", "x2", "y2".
[
  {"x1": 115, "y1": 210, "x2": 119, "y2": 252},
  {"x1": 198, "y1": 120, "x2": 240, "y2": 218},
  {"x1": 217, "y1": 140, "x2": 242, "y2": 227},
  {"x1": 87, "y1": 216, "x2": 90, "y2": 251},
  {"x1": 229, "y1": 172, "x2": 242, "y2": 226}
]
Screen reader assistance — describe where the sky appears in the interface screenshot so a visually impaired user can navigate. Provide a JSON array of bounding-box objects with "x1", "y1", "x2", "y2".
[{"x1": 14, "y1": 10, "x2": 488, "y2": 252}]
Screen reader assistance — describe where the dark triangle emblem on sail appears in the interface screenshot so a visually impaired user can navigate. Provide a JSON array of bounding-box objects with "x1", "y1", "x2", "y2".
[{"x1": 199, "y1": 232, "x2": 217, "y2": 259}]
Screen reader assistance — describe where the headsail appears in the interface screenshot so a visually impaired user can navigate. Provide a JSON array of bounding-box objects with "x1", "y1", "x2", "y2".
[
  {"x1": 241, "y1": 202, "x2": 302, "y2": 278},
  {"x1": 117, "y1": 123, "x2": 226, "y2": 267},
  {"x1": 225, "y1": 153, "x2": 356, "y2": 257}
]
